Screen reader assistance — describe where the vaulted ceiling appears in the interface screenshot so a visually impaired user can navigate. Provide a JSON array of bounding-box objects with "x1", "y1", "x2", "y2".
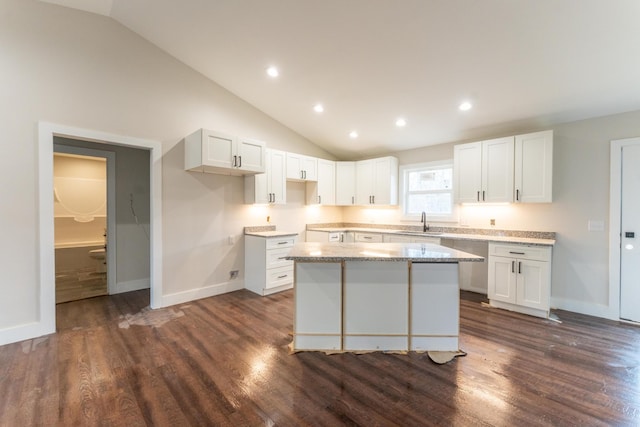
[{"x1": 40, "y1": 0, "x2": 640, "y2": 159}]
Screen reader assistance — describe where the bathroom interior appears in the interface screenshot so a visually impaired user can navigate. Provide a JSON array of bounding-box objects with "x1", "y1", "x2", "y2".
[{"x1": 54, "y1": 152, "x2": 108, "y2": 304}]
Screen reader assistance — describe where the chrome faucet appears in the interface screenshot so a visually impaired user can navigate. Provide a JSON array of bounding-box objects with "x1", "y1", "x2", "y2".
[{"x1": 421, "y1": 211, "x2": 429, "y2": 232}]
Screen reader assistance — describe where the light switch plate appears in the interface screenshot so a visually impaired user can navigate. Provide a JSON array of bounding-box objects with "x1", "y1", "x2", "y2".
[{"x1": 588, "y1": 220, "x2": 605, "y2": 232}]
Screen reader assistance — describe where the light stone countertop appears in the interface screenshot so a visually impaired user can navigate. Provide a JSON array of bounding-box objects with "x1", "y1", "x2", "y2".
[
  {"x1": 285, "y1": 242, "x2": 485, "y2": 263},
  {"x1": 244, "y1": 231, "x2": 298, "y2": 238},
  {"x1": 307, "y1": 227, "x2": 555, "y2": 246}
]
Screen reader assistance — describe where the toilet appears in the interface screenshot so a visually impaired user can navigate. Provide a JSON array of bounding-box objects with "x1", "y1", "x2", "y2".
[{"x1": 89, "y1": 248, "x2": 106, "y2": 273}]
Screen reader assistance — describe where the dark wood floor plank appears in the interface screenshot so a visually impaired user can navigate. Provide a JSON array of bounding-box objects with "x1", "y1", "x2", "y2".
[{"x1": 2, "y1": 289, "x2": 640, "y2": 426}]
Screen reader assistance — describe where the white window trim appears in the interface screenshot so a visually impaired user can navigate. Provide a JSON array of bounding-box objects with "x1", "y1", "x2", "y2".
[{"x1": 399, "y1": 160, "x2": 458, "y2": 223}]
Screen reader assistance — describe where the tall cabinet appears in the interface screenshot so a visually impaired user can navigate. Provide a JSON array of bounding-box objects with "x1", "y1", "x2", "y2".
[
  {"x1": 244, "y1": 148, "x2": 286, "y2": 204},
  {"x1": 307, "y1": 159, "x2": 336, "y2": 205},
  {"x1": 335, "y1": 161, "x2": 357, "y2": 206},
  {"x1": 514, "y1": 130, "x2": 553, "y2": 203}
]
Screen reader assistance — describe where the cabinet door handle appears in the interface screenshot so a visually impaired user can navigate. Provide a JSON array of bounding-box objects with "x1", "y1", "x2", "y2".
[
  {"x1": 351, "y1": 196, "x2": 354, "y2": 204},
  {"x1": 511, "y1": 260, "x2": 515, "y2": 273},
  {"x1": 518, "y1": 261, "x2": 522, "y2": 274},
  {"x1": 340, "y1": 234, "x2": 344, "y2": 242},
  {"x1": 477, "y1": 191, "x2": 480, "y2": 202},
  {"x1": 238, "y1": 156, "x2": 242, "y2": 168},
  {"x1": 277, "y1": 274, "x2": 288, "y2": 279},
  {"x1": 372, "y1": 195, "x2": 375, "y2": 204},
  {"x1": 516, "y1": 189, "x2": 520, "y2": 201},
  {"x1": 509, "y1": 251, "x2": 525, "y2": 255},
  {"x1": 232, "y1": 155, "x2": 237, "y2": 167},
  {"x1": 482, "y1": 190, "x2": 485, "y2": 201},
  {"x1": 318, "y1": 195, "x2": 321, "y2": 204}
]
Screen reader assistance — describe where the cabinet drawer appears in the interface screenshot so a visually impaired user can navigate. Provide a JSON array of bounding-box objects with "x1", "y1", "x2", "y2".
[
  {"x1": 490, "y1": 243, "x2": 551, "y2": 262},
  {"x1": 266, "y1": 266, "x2": 294, "y2": 289},
  {"x1": 266, "y1": 237, "x2": 296, "y2": 249},
  {"x1": 354, "y1": 233, "x2": 383, "y2": 243},
  {"x1": 267, "y1": 247, "x2": 293, "y2": 269}
]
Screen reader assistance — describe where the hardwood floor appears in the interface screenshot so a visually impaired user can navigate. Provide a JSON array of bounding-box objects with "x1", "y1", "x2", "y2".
[
  {"x1": 1, "y1": 289, "x2": 640, "y2": 426},
  {"x1": 55, "y1": 268, "x2": 107, "y2": 304}
]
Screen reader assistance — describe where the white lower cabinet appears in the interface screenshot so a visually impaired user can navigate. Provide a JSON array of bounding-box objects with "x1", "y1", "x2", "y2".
[
  {"x1": 488, "y1": 243, "x2": 552, "y2": 318},
  {"x1": 354, "y1": 232, "x2": 383, "y2": 243},
  {"x1": 245, "y1": 234, "x2": 296, "y2": 295}
]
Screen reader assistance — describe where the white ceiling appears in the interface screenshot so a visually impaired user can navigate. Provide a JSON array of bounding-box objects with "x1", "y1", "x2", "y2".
[{"x1": 41, "y1": 0, "x2": 640, "y2": 159}]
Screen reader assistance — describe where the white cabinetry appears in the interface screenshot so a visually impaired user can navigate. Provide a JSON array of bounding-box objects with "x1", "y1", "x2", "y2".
[
  {"x1": 286, "y1": 153, "x2": 317, "y2": 181},
  {"x1": 453, "y1": 137, "x2": 514, "y2": 203},
  {"x1": 354, "y1": 232, "x2": 383, "y2": 243},
  {"x1": 245, "y1": 234, "x2": 297, "y2": 296},
  {"x1": 335, "y1": 161, "x2": 356, "y2": 205},
  {"x1": 488, "y1": 243, "x2": 552, "y2": 318},
  {"x1": 355, "y1": 156, "x2": 398, "y2": 205},
  {"x1": 244, "y1": 149, "x2": 286, "y2": 204},
  {"x1": 514, "y1": 130, "x2": 553, "y2": 203},
  {"x1": 306, "y1": 159, "x2": 335, "y2": 205},
  {"x1": 185, "y1": 129, "x2": 266, "y2": 175}
]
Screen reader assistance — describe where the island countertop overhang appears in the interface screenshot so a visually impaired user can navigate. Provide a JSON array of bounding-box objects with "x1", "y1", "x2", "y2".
[{"x1": 286, "y1": 242, "x2": 485, "y2": 263}]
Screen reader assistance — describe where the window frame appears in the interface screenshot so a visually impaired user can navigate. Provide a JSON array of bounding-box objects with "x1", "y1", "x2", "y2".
[{"x1": 399, "y1": 160, "x2": 458, "y2": 222}]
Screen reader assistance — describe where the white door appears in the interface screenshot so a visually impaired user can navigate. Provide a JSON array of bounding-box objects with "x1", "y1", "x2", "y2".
[{"x1": 620, "y1": 144, "x2": 640, "y2": 321}]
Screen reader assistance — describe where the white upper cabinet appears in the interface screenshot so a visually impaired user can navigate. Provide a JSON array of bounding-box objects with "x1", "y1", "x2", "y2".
[
  {"x1": 306, "y1": 159, "x2": 336, "y2": 205},
  {"x1": 356, "y1": 156, "x2": 398, "y2": 205},
  {"x1": 514, "y1": 130, "x2": 553, "y2": 203},
  {"x1": 286, "y1": 152, "x2": 318, "y2": 181},
  {"x1": 184, "y1": 129, "x2": 266, "y2": 175},
  {"x1": 335, "y1": 161, "x2": 356, "y2": 206},
  {"x1": 454, "y1": 137, "x2": 514, "y2": 203},
  {"x1": 244, "y1": 148, "x2": 286, "y2": 204}
]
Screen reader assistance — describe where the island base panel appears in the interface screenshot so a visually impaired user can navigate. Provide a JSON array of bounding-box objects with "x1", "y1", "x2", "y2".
[
  {"x1": 344, "y1": 336, "x2": 408, "y2": 351},
  {"x1": 294, "y1": 335, "x2": 341, "y2": 351},
  {"x1": 411, "y1": 336, "x2": 459, "y2": 352}
]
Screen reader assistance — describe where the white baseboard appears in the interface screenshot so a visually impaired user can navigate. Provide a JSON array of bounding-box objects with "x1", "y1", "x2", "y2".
[
  {"x1": 161, "y1": 280, "x2": 245, "y2": 308},
  {"x1": 551, "y1": 296, "x2": 618, "y2": 321},
  {"x1": 112, "y1": 278, "x2": 150, "y2": 295},
  {"x1": 0, "y1": 321, "x2": 55, "y2": 347}
]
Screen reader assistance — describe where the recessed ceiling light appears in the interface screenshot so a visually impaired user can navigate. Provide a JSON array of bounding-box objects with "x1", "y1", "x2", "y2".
[
  {"x1": 395, "y1": 118, "x2": 407, "y2": 127},
  {"x1": 459, "y1": 101, "x2": 472, "y2": 111},
  {"x1": 313, "y1": 103, "x2": 324, "y2": 113},
  {"x1": 349, "y1": 131, "x2": 358, "y2": 139},
  {"x1": 266, "y1": 66, "x2": 279, "y2": 77}
]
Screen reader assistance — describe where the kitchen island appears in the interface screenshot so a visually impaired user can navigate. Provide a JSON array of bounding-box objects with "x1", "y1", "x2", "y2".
[{"x1": 286, "y1": 242, "x2": 484, "y2": 353}]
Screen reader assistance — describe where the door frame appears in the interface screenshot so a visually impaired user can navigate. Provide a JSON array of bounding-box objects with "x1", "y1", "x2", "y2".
[
  {"x1": 609, "y1": 137, "x2": 640, "y2": 321},
  {"x1": 39, "y1": 122, "x2": 163, "y2": 338},
  {"x1": 53, "y1": 144, "x2": 117, "y2": 295}
]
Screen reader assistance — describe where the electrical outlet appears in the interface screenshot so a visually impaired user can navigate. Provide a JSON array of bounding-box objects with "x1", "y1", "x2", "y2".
[
  {"x1": 490, "y1": 218, "x2": 496, "y2": 226},
  {"x1": 230, "y1": 270, "x2": 239, "y2": 279}
]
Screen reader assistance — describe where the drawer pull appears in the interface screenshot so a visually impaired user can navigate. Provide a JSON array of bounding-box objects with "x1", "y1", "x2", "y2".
[
  {"x1": 363, "y1": 236, "x2": 372, "y2": 239},
  {"x1": 277, "y1": 241, "x2": 288, "y2": 245},
  {"x1": 277, "y1": 256, "x2": 287, "y2": 260},
  {"x1": 509, "y1": 251, "x2": 525, "y2": 255},
  {"x1": 277, "y1": 274, "x2": 288, "y2": 279}
]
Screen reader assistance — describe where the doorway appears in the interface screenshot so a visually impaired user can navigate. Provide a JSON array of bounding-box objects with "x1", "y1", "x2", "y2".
[
  {"x1": 36, "y1": 122, "x2": 163, "y2": 341},
  {"x1": 610, "y1": 137, "x2": 640, "y2": 322},
  {"x1": 53, "y1": 145, "x2": 115, "y2": 303}
]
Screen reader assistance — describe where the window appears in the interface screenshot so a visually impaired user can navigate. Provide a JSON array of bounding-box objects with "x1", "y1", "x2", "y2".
[{"x1": 400, "y1": 161, "x2": 456, "y2": 221}]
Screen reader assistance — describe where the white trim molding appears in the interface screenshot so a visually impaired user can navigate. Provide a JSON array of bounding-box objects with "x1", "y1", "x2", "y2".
[
  {"x1": 162, "y1": 281, "x2": 245, "y2": 308},
  {"x1": 10, "y1": 122, "x2": 165, "y2": 347}
]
